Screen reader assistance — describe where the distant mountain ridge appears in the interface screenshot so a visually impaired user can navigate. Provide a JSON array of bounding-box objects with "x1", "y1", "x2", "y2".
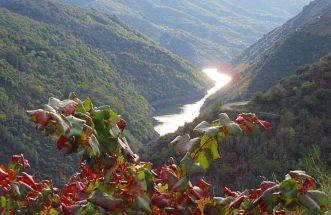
[
  {"x1": 61, "y1": 0, "x2": 310, "y2": 66},
  {"x1": 233, "y1": 0, "x2": 331, "y2": 65},
  {"x1": 202, "y1": 0, "x2": 331, "y2": 106},
  {"x1": 244, "y1": 4, "x2": 331, "y2": 94}
]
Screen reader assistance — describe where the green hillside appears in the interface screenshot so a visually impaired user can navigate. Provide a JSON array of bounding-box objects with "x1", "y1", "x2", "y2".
[
  {"x1": 144, "y1": 53, "x2": 331, "y2": 194},
  {"x1": 246, "y1": 9, "x2": 331, "y2": 94},
  {"x1": 0, "y1": 0, "x2": 210, "y2": 183},
  {"x1": 233, "y1": 0, "x2": 331, "y2": 65},
  {"x1": 204, "y1": 1, "x2": 331, "y2": 106},
  {"x1": 61, "y1": 0, "x2": 310, "y2": 66}
]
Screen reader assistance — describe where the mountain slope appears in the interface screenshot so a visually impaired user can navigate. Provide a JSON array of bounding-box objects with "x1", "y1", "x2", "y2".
[
  {"x1": 204, "y1": 1, "x2": 331, "y2": 105},
  {"x1": 61, "y1": 0, "x2": 310, "y2": 67},
  {"x1": 144, "y1": 53, "x2": 331, "y2": 192},
  {"x1": 0, "y1": 0, "x2": 210, "y2": 103},
  {"x1": 0, "y1": 0, "x2": 210, "y2": 182},
  {"x1": 246, "y1": 9, "x2": 331, "y2": 93},
  {"x1": 233, "y1": 0, "x2": 331, "y2": 65}
]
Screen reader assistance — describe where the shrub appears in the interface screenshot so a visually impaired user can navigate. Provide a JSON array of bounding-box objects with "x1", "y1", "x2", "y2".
[{"x1": 0, "y1": 94, "x2": 328, "y2": 214}]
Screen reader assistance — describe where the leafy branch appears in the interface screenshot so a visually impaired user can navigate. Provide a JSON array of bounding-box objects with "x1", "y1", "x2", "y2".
[{"x1": 0, "y1": 94, "x2": 328, "y2": 214}]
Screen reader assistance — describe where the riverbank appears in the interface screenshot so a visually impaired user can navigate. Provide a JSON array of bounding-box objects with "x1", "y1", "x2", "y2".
[
  {"x1": 149, "y1": 92, "x2": 205, "y2": 107},
  {"x1": 153, "y1": 69, "x2": 232, "y2": 136}
]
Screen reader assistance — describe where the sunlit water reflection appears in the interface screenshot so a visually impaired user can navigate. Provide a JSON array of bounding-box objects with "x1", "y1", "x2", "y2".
[{"x1": 153, "y1": 68, "x2": 231, "y2": 135}]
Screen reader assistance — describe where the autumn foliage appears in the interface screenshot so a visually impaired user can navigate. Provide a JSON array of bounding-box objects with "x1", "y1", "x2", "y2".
[{"x1": 0, "y1": 94, "x2": 328, "y2": 214}]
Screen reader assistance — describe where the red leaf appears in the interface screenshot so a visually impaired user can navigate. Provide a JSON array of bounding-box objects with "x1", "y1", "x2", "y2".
[
  {"x1": 60, "y1": 100, "x2": 78, "y2": 116},
  {"x1": 259, "y1": 203, "x2": 267, "y2": 213},
  {"x1": 61, "y1": 195, "x2": 73, "y2": 206},
  {"x1": 0, "y1": 186, "x2": 9, "y2": 196},
  {"x1": 236, "y1": 115, "x2": 245, "y2": 124},
  {"x1": 17, "y1": 172, "x2": 37, "y2": 190},
  {"x1": 76, "y1": 181, "x2": 85, "y2": 192},
  {"x1": 169, "y1": 164, "x2": 177, "y2": 172},
  {"x1": 260, "y1": 120, "x2": 271, "y2": 128},
  {"x1": 189, "y1": 186, "x2": 203, "y2": 199},
  {"x1": 249, "y1": 188, "x2": 262, "y2": 200},
  {"x1": 0, "y1": 208, "x2": 6, "y2": 214},
  {"x1": 198, "y1": 178, "x2": 210, "y2": 192},
  {"x1": 117, "y1": 119, "x2": 126, "y2": 131},
  {"x1": 0, "y1": 168, "x2": 8, "y2": 180},
  {"x1": 26, "y1": 109, "x2": 50, "y2": 126},
  {"x1": 76, "y1": 192, "x2": 89, "y2": 201},
  {"x1": 224, "y1": 187, "x2": 236, "y2": 197},
  {"x1": 80, "y1": 163, "x2": 96, "y2": 179},
  {"x1": 151, "y1": 193, "x2": 172, "y2": 207},
  {"x1": 11, "y1": 155, "x2": 30, "y2": 168},
  {"x1": 259, "y1": 120, "x2": 272, "y2": 132},
  {"x1": 61, "y1": 184, "x2": 76, "y2": 196},
  {"x1": 35, "y1": 111, "x2": 51, "y2": 126},
  {"x1": 230, "y1": 196, "x2": 246, "y2": 208},
  {"x1": 261, "y1": 181, "x2": 278, "y2": 191},
  {"x1": 299, "y1": 178, "x2": 314, "y2": 194},
  {"x1": 57, "y1": 135, "x2": 69, "y2": 150}
]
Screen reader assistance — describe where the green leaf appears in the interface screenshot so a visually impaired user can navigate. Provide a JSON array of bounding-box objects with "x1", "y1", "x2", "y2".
[
  {"x1": 98, "y1": 105, "x2": 121, "y2": 123},
  {"x1": 144, "y1": 169, "x2": 154, "y2": 193},
  {"x1": 179, "y1": 153, "x2": 205, "y2": 176},
  {"x1": 226, "y1": 122, "x2": 242, "y2": 135},
  {"x1": 308, "y1": 190, "x2": 329, "y2": 211},
  {"x1": 136, "y1": 171, "x2": 147, "y2": 191},
  {"x1": 66, "y1": 116, "x2": 85, "y2": 136},
  {"x1": 298, "y1": 193, "x2": 320, "y2": 212},
  {"x1": 214, "y1": 196, "x2": 232, "y2": 206},
  {"x1": 110, "y1": 126, "x2": 121, "y2": 138},
  {"x1": 43, "y1": 104, "x2": 56, "y2": 113},
  {"x1": 190, "y1": 135, "x2": 220, "y2": 170},
  {"x1": 194, "y1": 121, "x2": 210, "y2": 133},
  {"x1": 75, "y1": 98, "x2": 87, "y2": 114},
  {"x1": 48, "y1": 97, "x2": 63, "y2": 109},
  {"x1": 49, "y1": 112, "x2": 70, "y2": 133},
  {"x1": 171, "y1": 177, "x2": 189, "y2": 192},
  {"x1": 169, "y1": 134, "x2": 190, "y2": 156},
  {"x1": 205, "y1": 126, "x2": 221, "y2": 137},
  {"x1": 280, "y1": 178, "x2": 298, "y2": 198},
  {"x1": 118, "y1": 137, "x2": 139, "y2": 163},
  {"x1": 84, "y1": 97, "x2": 93, "y2": 112},
  {"x1": 87, "y1": 134, "x2": 100, "y2": 157},
  {"x1": 219, "y1": 113, "x2": 231, "y2": 124},
  {"x1": 195, "y1": 149, "x2": 211, "y2": 170},
  {"x1": 187, "y1": 137, "x2": 201, "y2": 153},
  {"x1": 0, "y1": 196, "x2": 6, "y2": 207},
  {"x1": 88, "y1": 189, "x2": 122, "y2": 211},
  {"x1": 137, "y1": 196, "x2": 152, "y2": 214},
  {"x1": 92, "y1": 106, "x2": 121, "y2": 137},
  {"x1": 279, "y1": 178, "x2": 298, "y2": 208}
]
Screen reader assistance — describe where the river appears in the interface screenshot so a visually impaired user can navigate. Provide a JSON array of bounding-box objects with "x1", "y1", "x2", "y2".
[{"x1": 153, "y1": 68, "x2": 232, "y2": 136}]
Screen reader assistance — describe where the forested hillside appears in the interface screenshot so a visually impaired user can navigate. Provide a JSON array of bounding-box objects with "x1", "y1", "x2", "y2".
[
  {"x1": 0, "y1": 0, "x2": 210, "y2": 183},
  {"x1": 233, "y1": 0, "x2": 331, "y2": 65},
  {"x1": 246, "y1": 9, "x2": 331, "y2": 93},
  {"x1": 204, "y1": 0, "x2": 331, "y2": 106},
  {"x1": 61, "y1": 0, "x2": 310, "y2": 66},
  {"x1": 144, "y1": 53, "x2": 331, "y2": 195}
]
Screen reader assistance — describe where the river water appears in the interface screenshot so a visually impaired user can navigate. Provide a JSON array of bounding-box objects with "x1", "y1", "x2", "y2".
[{"x1": 153, "y1": 68, "x2": 231, "y2": 135}]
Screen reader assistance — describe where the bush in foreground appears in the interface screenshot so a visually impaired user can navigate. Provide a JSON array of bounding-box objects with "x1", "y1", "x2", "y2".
[{"x1": 0, "y1": 94, "x2": 329, "y2": 214}]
